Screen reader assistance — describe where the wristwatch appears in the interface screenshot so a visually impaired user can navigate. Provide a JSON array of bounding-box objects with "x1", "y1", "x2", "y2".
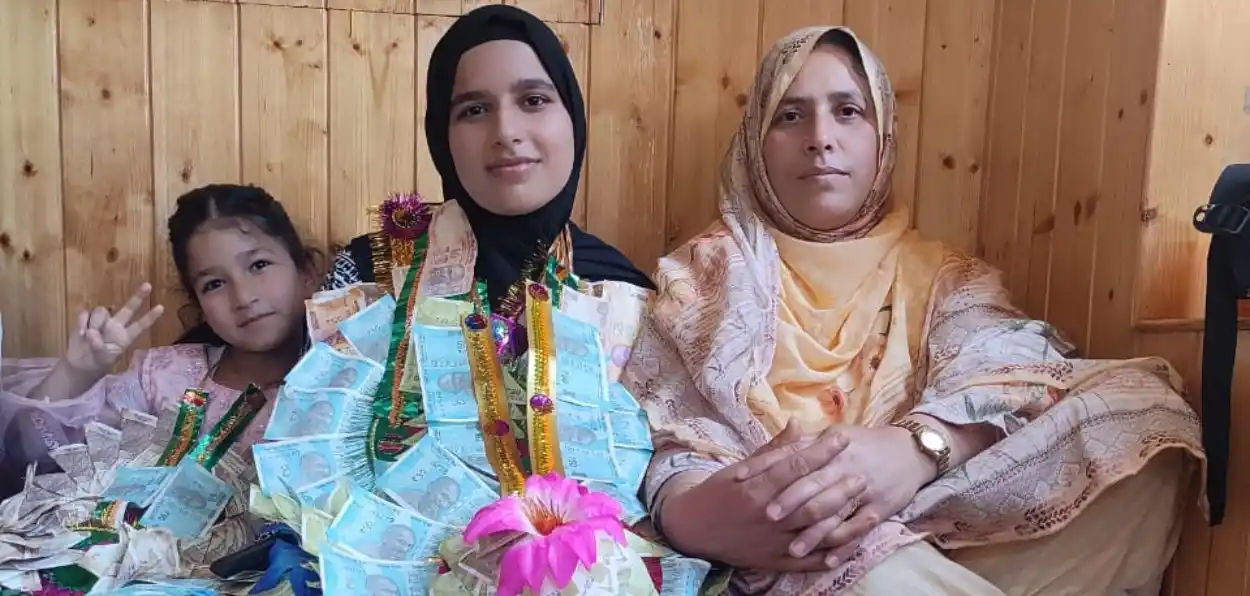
[{"x1": 890, "y1": 418, "x2": 952, "y2": 476}]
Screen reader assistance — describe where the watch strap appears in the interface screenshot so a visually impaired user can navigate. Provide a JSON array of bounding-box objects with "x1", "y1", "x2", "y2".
[{"x1": 891, "y1": 418, "x2": 952, "y2": 475}]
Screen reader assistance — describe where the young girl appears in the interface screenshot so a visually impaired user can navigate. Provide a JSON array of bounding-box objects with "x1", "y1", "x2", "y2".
[{"x1": 1, "y1": 184, "x2": 318, "y2": 482}]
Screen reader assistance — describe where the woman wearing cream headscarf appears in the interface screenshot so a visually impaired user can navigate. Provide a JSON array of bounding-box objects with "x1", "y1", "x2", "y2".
[{"x1": 623, "y1": 27, "x2": 1204, "y2": 595}]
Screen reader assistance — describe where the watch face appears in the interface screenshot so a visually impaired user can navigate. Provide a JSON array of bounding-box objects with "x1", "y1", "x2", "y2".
[{"x1": 918, "y1": 428, "x2": 946, "y2": 451}]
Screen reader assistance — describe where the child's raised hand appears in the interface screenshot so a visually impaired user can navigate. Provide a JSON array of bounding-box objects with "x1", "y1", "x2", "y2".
[{"x1": 64, "y1": 282, "x2": 166, "y2": 375}]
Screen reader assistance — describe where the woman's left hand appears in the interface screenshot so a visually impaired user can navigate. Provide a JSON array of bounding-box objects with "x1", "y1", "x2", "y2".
[{"x1": 734, "y1": 423, "x2": 935, "y2": 564}]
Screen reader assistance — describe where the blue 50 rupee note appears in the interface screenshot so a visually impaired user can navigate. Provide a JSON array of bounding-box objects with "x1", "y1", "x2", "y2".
[
  {"x1": 285, "y1": 342, "x2": 383, "y2": 394},
  {"x1": 252, "y1": 435, "x2": 371, "y2": 497},
  {"x1": 325, "y1": 485, "x2": 458, "y2": 562},
  {"x1": 374, "y1": 437, "x2": 497, "y2": 526},
  {"x1": 137, "y1": 459, "x2": 233, "y2": 540},
  {"x1": 319, "y1": 543, "x2": 441, "y2": 595},
  {"x1": 337, "y1": 294, "x2": 397, "y2": 364},
  {"x1": 262, "y1": 386, "x2": 372, "y2": 441}
]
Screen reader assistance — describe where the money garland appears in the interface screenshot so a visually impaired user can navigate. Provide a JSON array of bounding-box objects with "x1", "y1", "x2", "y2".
[{"x1": 268, "y1": 197, "x2": 722, "y2": 595}]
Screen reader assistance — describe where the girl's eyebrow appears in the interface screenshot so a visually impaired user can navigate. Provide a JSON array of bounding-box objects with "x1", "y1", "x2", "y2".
[{"x1": 192, "y1": 247, "x2": 268, "y2": 280}]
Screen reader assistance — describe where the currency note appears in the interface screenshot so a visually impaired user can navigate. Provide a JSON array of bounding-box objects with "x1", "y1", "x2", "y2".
[
  {"x1": 100, "y1": 467, "x2": 173, "y2": 508},
  {"x1": 263, "y1": 386, "x2": 372, "y2": 441},
  {"x1": 607, "y1": 383, "x2": 641, "y2": 413},
  {"x1": 375, "y1": 437, "x2": 497, "y2": 526},
  {"x1": 213, "y1": 450, "x2": 253, "y2": 518},
  {"x1": 294, "y1": 473, "x2": 347, "y2": 510},
  {"x1": 551, "y1": 310, "x2": 609, "y2": 408},
  {"x1": 306, "y1": 287, "x2": 367, "y2": 343},
  {"x1": 558, "y1": 286, "x2": 610, "y2": 332},
  {"x1": 607, "y1": 409, "x2": 653, "y2": 450},
  {"x1": 338, "y1": 294, "x2": 397, "y2": 364},
  {"x1": 138, "y1": 460, "x2": 233, "y2": 540},
  {"x1": 424, "y1": 422, "x2": 493, "y2": 478},
  {"x1": 612, "y1": 446, "x2": 652, "y2": 492},
  {"x1": 391, "y1": 266, "x2": 411, "y2": 299},
  {"x1": 658, "y1": 556, "x2": 713, "y2": 596},
  {"x1": 411, "y1": 324, "x2": 468, "y2": 371},
  {"x1": 413, "y1": 325, "x2": 477, "y2": 423},
  {"x1": 319, "y1": 543, "x2": 441, "y2": 596},
  {"x1": 48, "y1": 444, "x2": 93, "y2": 489},
  {"x1": 589, "y1": 281, "x2": 652, "y2": 383},
  {"x1": 398, "y1": 328, "x2": 423, "y2": 394},
  {"x1": 327, "y1": 485, "x2": 459, "y2": 561},
  {"x1": 419, "y1": 208, "x2": 476, "y2": 297},
  {"x1": 85, "y1": 422, "x2": 121, "y2": 474},
  {"x1": 118, "y1": 409, "x2": 157, "y2": 464},
  {"x1": 285, "y1": 342, "x2": 383, "y2": 394},
  {"x1": 556, "y1": 402, "x2": 618, "y2": 483},
  {"x1": 412, "y1": 296, "x2": 473, "y2": 327},
  {"x1": 252, "y1": 435, "x2": 369, "y2": 497}
]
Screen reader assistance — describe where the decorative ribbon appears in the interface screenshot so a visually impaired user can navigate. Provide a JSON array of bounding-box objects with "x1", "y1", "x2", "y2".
[
  {"x1": 187, "y1": 384, "x2": 268, "y2": 470},
  {"x1": 462, "y1": 312, "x2": 526, "y2": 496},
  {"x1": 155, "y1": 389, "x2": 208, "y2": 467},
  {"x1": 524, "y1": 282, "x2": 563, "y2": 476}
]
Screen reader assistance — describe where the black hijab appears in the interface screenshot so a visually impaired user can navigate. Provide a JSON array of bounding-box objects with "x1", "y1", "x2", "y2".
[{"x1": 424, "y1": 4, "x2": 653, "y2": 305}]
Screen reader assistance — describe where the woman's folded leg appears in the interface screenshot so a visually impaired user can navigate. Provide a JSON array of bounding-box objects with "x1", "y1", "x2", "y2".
[
  {"x1": 949, "y1": 448, "x2": 1187, "y2": 596},
  {"x1": 847, "y1": 449, "x2": 1187, "y2": 596}
]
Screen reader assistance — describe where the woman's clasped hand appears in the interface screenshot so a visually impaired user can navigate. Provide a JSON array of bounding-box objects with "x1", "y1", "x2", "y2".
[{"x1": 663, "y1": 419, "x2": 935, "y2": 572}]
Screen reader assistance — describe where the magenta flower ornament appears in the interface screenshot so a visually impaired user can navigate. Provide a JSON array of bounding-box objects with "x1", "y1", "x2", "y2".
[{"x1": 463, "y1": 473, "x2": 626, "y2": 596}]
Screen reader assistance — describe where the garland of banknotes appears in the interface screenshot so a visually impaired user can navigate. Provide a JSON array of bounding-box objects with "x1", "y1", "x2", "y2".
[
  {"x1": 239, "y1": 195, "x2": 723, "y2": 594},
  {"x1": 0, "y1": 380, "x2": 272, "y2": 594}
]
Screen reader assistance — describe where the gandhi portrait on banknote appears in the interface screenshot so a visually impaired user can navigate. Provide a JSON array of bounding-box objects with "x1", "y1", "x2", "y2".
[
  {"x1": 327, "y1": 367, "x2": 359, "y2": 389},
  {"x1": 397, "y1": 475, "x2": 460, "y2": 520},
  {"x1": 423, "y1": 264, "x2": 466, "y2": 293},
  {"x1": 293, "y1": 399, "x2": 337, "y2": 436},
  {"x1": 299, "y1": 452, "x2": 333, "y2": 486},
  {"x1": 436, "y1": 371, "x2": 471, "y2": 394},
  {"x1": 365, "y1": 574, "x2": 401, "y2": 596},
  {"x1": 366, "y1": 523, "x2": 418, "y2": 560}
]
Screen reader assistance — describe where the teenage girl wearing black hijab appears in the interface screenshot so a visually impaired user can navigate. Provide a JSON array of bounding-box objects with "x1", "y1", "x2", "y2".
[
  {"x1": 320, "y1": 4, "x2": 653, "y2": 305},
  {"x1": 173, "y1": 4, "x2": 652, "y2": 348},
  {"x1": 179, "y1": 6, "x2": 657, "y2": 582}
]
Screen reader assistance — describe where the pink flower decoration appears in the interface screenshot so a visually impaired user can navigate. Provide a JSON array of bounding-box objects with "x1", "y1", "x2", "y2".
[
  {"x1": 463, "y1": 473, "x2": 625, "y2": 596},
  {"x1": 379, "y1": 193, "x2": 431, "y2": 241}
]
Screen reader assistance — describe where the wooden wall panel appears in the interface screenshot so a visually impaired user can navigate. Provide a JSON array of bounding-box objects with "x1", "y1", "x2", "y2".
[
  {"x1": 1043, "y1": 0, "x2": 1113, "y2": 347},
  {"x1": 665, "y1": 1, "x2": 761, "y2": 247},
  {"x1": 327, "y1": 9, "x2": 417, "y2": 248},
  {"x1": 239, "y1": 5, "x2": 330, "y2": 252},
  {"x1": 912, "y1": 0, "x2": 995, "y2": 254},
  {"x1": 414, "y1": 15, "x2": 454, "y2": 203},
  {"x1": 1087, "y1": 0, "x2": 1165, "y2": 359},
  {"x1": 58, "y1": 0, "x2": 156, "y2": 348},
  {"x1": 583, "y1": 0, "x2": 674, "y2": 268},
  {"x1": 0, "y1": 0, "x2": 65, "y2": 356}
]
